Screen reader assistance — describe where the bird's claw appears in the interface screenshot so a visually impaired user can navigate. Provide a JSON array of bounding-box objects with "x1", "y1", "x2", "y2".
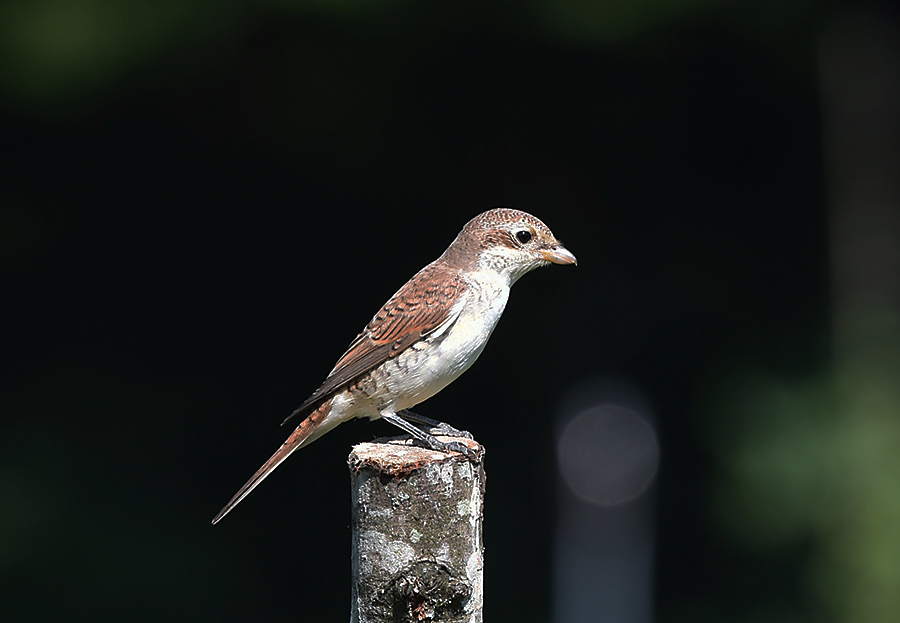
[
  {"x1": 429, "y1": 423, "x2": 474, "y2": 440},
  {"x1": 440, "y1": 439, "x2": 480, "y2": 461},
  {"x1": 414, "y1": 436, "x2": 480, "y2": 461}
]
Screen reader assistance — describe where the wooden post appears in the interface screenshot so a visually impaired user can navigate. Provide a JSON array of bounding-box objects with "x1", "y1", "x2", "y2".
[{"x1": 348, "y1": 436, "x2": 485, "y2": 623}]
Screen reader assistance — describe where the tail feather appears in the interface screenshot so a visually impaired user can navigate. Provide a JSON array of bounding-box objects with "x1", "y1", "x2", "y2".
[{"x1": 211, "y1": 400, "x2": 332, "y2": 524}]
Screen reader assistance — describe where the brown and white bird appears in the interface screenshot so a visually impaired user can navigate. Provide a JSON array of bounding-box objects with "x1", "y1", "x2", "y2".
[{"x1": 212, "y1": 208, "x2": 575, "y2": 524}]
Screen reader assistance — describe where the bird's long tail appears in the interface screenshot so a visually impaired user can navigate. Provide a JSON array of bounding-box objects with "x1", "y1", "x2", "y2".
[{"x1": 211, "y1": 399, "x2": 333, "y2": 524}]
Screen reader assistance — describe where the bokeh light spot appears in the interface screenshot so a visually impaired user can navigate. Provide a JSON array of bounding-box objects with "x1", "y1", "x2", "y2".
[{"x1": 557, "y1": 405, "x2": 659, "y2": 506}]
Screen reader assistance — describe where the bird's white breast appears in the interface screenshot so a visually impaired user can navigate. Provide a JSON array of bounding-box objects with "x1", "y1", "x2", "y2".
[{"x1": 383, "y1": 269, "x2": 511, "y2": 412}]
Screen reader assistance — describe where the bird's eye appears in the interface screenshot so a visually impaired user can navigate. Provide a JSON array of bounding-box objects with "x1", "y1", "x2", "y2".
[{"x1": 515, "y1": 230, "x2": 533, "y2": 244}]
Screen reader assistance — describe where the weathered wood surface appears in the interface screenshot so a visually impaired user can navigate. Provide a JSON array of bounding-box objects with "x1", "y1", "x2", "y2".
[{"x1": 348, "y1": 436, "x2": 485, "y2": 623}]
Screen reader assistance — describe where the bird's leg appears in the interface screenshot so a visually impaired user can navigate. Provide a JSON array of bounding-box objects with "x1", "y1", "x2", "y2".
[
  {"x1": 381, "y1": 412, "x2": 478, "y2": 460},
  {"x1": 397, "y1": 410, "x2": 474, "y2": 440}
]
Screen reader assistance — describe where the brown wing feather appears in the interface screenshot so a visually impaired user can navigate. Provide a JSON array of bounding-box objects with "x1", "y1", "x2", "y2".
[{"x1": 282, "y1": 263, "x2": 468, "y2": 426}]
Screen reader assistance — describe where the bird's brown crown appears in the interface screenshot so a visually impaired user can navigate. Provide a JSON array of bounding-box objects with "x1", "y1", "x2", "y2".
[{"x1": 440, "y1": 207, "x2": 566, "y2": 272}]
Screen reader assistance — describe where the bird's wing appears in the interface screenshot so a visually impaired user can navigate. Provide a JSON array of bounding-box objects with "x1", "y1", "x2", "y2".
[{"x1": 282, "y1": 263, "x2": 469, "y2": 426}]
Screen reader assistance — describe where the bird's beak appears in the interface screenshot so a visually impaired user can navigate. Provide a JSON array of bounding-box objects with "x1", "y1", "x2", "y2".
[{"x1": 541, "y1": 244, "x2": 577, "y2": 266}]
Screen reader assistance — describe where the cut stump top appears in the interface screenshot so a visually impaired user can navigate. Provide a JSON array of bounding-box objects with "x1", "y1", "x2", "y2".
[{"x1": 348, "y1": 436, "x2": 483, "y2": 477}]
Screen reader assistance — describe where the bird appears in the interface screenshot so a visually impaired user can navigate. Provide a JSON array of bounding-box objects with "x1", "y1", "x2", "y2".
[{"x1": 212, "y1": 207, "x2": 576, "y2": 524}]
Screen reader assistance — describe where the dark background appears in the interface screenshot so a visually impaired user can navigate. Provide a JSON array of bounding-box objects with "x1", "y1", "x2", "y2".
[{"x1": 3, "y1": 1, "x2": 899, "y2": 622}]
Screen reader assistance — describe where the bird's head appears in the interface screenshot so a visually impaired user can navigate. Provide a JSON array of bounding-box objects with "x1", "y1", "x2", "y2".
[{"x1": 444, "y1": 207, "x2": 577, "y2": 285}]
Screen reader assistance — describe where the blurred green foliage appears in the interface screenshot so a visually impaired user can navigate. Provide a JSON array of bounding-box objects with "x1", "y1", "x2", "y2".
[
  {"x1": 0, "y1": 0, "x2": 233, "y2": 105},
  {"x1": 0, "y1": 0, "x2": 816, "y2": 107},
  {"x1": 708, "y1": 324, "x2": 900, "y2": 622}
]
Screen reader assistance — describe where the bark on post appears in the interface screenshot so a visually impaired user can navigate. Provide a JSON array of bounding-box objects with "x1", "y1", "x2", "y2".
[{"x1": 348, "y1": 436, "x2": 485, "y2": 623}]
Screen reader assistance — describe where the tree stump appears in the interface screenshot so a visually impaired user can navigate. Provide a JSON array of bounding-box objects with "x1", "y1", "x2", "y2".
[{"x1": 348, "y1": 436, "x2": 485, "y2": 623}]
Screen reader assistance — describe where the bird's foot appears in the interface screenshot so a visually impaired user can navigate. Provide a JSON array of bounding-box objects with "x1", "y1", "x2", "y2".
[
  {"x1": 382, "y1": 412, "x2": 480, "y2": 461},
  {"x1": 397, "y1": 410, "x2": 474, "y2": 439},
  {"x1": 425, "y1": 436, "x2": 481, "y2": 461}
]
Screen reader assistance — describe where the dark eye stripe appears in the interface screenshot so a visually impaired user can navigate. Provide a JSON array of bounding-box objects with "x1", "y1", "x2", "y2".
[{"x1": 480, "y1": 230, "x2": 520, "y2": 250}]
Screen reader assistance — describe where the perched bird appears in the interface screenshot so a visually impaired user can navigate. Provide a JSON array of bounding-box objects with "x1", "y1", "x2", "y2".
[{"x1": 212, "y1": 207, "x2": 575, "y2": 524}]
